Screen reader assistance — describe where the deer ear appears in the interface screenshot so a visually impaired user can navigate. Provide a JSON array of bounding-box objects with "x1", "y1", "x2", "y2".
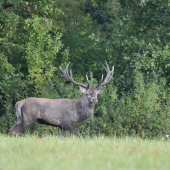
[
  {"x1": 97, "y1": 88, "x2": 104, "y2": 94},
  {"x1": 79, "y1": 86, "x2": 87, "y2": 94}
]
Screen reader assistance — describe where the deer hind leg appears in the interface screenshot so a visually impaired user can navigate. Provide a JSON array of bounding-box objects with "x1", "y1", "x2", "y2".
[
  {"x1": 9, "y1": 111, "x2": 35, "y2": 136},
  {"x1": 8, "y1": 119, "x2": 23, "y2": 136},
  {"x1": 62, "y1": 124, "x2": 79, "y2": 137},
  {"x1": 8, "y1": 120, "x2": 34, "y2": 136}
]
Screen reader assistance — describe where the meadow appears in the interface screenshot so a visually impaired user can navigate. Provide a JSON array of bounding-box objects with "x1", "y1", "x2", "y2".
[{"x1": 0, "y1": 135, "x2": 170, "y2": 170}]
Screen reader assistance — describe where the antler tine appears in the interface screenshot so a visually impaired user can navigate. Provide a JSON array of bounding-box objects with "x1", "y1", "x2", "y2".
[
  {"x1": 95, "y1": 61, "x2": 114, "y2": 89},
  {"x1": 60, "y1": 62, "x2": 90, "y2": 89},
  {"x1": 70, "y1": 69, "x2": 73, "y2": 79},
  {"x1": 102, "y1": 64, "x2": 107, "y2": 71},
  {"x1": 101, "y1": 74, "x2": 104, "y2": 82},
  {"x1": 86, "y1": 75, "x2": 90, "y2": 89},
  {"x1": 60, "y1": 62, "x2": 70, "y2": 75}
]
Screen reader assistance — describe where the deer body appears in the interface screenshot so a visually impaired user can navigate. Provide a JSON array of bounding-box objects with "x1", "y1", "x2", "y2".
[
  {"x1": 9, "y1": 61, "x2": 114, "y2": 137},
  {"x1": 17, "y1": 96, "x2": 95, "y2": 126}
]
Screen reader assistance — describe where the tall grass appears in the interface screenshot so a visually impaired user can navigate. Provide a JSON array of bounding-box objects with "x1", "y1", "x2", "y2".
[{"x1": 0, "y1": 135, "x2": 170, "y2": 170}]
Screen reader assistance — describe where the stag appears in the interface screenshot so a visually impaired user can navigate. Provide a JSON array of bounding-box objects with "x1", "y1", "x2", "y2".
[{"x1": 8, "y1": 61, "x2": 114, "y2": 137}]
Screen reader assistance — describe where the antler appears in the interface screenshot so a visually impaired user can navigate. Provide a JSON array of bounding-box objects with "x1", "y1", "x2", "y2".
[
  {"x1": 60, "y1": 62, "x2": 90, "y2": 89},
  {"x1": 95, "y1": 60, "x2": 114, "y2": 89}
]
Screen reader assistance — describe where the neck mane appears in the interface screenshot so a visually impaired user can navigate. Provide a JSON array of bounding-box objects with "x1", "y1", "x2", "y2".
[{"x1": 76, "y1": 95, "x2": 95, "y2": 122}]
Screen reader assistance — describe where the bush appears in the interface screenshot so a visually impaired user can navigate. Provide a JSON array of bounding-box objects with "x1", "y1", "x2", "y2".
[{"x1": 1, "y1": 0, "x2": 170, "y2": 138}]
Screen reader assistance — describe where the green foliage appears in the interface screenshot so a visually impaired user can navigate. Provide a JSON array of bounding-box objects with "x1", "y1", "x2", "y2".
[
  {"x1": 0, "y1": 0, "x2": 66, "y2": 134},
  {"x1": 77, "y1": 71, "x2": 170, "y2": 138},
  {"x1": 0, "y1": 0, "x2": 170, "y2": 138}
]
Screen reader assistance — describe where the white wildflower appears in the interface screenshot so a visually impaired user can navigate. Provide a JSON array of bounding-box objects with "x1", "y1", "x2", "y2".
[
  {"x1": 162, "y1": 138, "x2": 164, "y2": 139},
  {"x1": 166, "y1": 135, "x2": 169, "y2": 138}
]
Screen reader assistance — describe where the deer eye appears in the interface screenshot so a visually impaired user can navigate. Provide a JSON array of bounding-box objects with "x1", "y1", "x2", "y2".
[{"x1": 86, "y1": 92, "x2": 90, "y2": 95}]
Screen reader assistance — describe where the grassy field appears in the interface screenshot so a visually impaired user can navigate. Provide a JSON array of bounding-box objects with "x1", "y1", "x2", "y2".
[{"x1": 0, "y1": 135, "x2": 170, "y2": 170}]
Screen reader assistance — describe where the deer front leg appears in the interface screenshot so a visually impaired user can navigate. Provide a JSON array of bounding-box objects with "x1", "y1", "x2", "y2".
[
  {"x1": 60, "y1": 129, "x2": 67, "y2": 138},
  {"x1": 61, "y1": 124, "x2": 80, "y2": 137}
]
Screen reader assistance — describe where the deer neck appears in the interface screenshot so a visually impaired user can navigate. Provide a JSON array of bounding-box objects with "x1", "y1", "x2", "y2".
[
  {"x1": 81, "y1": 95, "x2": 95, "y2": 108},
  {"x1": 77, "y1": 95, "x2": 95, "y2": 122}
]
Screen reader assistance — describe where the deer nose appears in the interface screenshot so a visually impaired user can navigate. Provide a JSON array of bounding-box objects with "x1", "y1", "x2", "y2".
[{"x1": 91, "y1": 98, "x2": 98, "y2": 103}]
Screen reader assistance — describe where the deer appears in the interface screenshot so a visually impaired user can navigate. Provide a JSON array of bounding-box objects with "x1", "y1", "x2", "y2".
[{"x1": 8, "y1": 61, "x2": 114, "y2": 137}]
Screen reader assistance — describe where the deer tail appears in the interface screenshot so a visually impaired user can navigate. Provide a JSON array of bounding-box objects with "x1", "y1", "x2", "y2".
[{"x1": 15, "y1": 101, "x2": 22, "y2": 119}]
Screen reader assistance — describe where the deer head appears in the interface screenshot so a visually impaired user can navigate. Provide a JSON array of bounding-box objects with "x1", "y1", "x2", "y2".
[{"x1": 60, "y1": 61, "x2": 114, "y2": 104}]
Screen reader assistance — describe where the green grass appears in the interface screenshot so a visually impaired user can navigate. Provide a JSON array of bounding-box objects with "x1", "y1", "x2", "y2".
[{"x1": 0, "y1": 135, "x2": 170, "y2": 170}]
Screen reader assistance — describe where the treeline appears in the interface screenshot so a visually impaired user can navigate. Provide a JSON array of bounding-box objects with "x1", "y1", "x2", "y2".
[{"x1": 0, "y1": 0, "x2": 170, "y2": 137}]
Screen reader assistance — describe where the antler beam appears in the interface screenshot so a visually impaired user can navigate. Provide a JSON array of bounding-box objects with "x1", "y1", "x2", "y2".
[{"x1": 60, "y1": 62, "x2": 90, "y2": 89}]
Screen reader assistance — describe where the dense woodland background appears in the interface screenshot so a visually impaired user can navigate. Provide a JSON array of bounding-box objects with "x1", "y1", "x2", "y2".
[{"x1": 0, "y1": 0, "x2": 170, "y2": 137}]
